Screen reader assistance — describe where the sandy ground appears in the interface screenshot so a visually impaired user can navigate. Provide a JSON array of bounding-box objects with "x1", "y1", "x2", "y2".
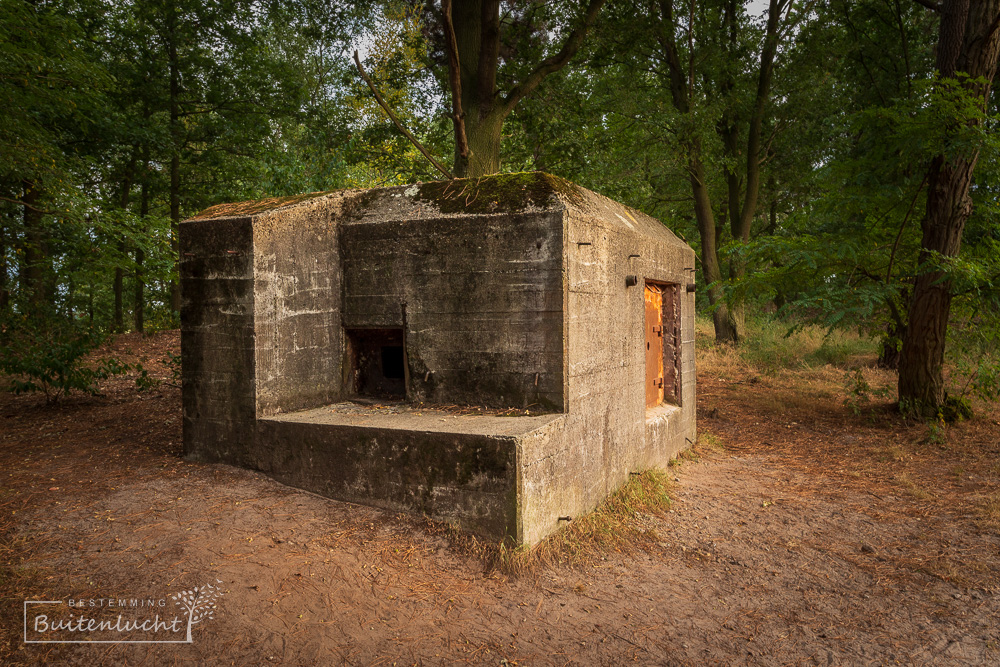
[{"x1": 1, "y1": 330, "x2": 998, "y2": 665}]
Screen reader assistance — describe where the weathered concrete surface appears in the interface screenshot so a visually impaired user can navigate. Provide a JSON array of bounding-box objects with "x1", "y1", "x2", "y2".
[
  {"x1": 179, "y1": 217, "x2": 257, "y2": 467},
  {"x1": 180, "y1": 172, "x2": 696, "y2": 545},
  {"x1": 257, "y1": 404, "x2": 563, "y2": 539},
  {"x1": 339, "y1": 211, "x2": 564, "y2": 410}
]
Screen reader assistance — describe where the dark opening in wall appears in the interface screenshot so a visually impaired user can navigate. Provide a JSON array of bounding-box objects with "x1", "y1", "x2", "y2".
[{"x1": 346, "y1": 328, "x2": 406, "y2": 398}]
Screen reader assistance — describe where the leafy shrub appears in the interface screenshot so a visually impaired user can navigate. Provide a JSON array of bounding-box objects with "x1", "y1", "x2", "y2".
[
  {"x1": 843, "y1": 368, "x2": 892, "y2": 415},
  {"x1": 940, "y1": 394, "x2": 973, "y2": 423},
  {"x1": 134, "y1": 364, "x2": 161, "y2": 392},
  {"x1": 0, "y1": 320, "x2": 130, "y2": 402},
  {"x1": 164, "y1": 351, "x2": 181, "y2": 386}
]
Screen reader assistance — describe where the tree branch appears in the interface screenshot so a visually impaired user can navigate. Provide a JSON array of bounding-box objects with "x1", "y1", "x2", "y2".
[
  {"x1": 0, "y1": 196, "x2": 62, "y2": 216},
  {"x1": 353, "y1": 51, "x2": 454, "y2": 179},
  {"x1": 501, "y1": 0, "x2": 607, "y2": 116},
  {"x1": 654, "y1": 0, "x2": 690, "y2": 113},
  {"x1": 886, "y1": 175, "x2": 928, "y2": 284},
  {"x1": 441, "y1": 0, "x2": 470, "y2": 161},
  {"x1": 911, "y1": 0, "x2": 940, "y2": 11},
  {"x1": 885, "y1": 293, "x2": 907, "y2": 334},
  {"x1": 986, "y1": 10, "x2": 1000, "y2": 44}
]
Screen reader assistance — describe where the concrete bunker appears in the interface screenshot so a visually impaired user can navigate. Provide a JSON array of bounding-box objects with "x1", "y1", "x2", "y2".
[{"x1": 180, "y1": 172, "x2": 696, "y2": 545}]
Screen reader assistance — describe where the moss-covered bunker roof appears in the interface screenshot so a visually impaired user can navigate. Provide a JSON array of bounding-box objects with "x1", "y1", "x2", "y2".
[
  {"x1": 188, "y1": 190, "x2": 342, "y2": 221},
  {"x1": 413, "y1": 172, "x2": 584, "y2": 214},
  {"x1": 183, "y1": 173, "x2": 684, "y2": 250},
  {"x1": 186, "y1": 172, "x2": 585, "y2": 222}
]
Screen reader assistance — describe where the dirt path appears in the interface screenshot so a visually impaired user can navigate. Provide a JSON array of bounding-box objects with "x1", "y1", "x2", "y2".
[{"x1": 2, "y1": 331, "x2": 998, "y2": 665}]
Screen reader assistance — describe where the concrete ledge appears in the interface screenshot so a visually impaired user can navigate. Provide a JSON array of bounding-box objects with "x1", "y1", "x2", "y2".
[
  {"x1": 645, "y1": 403, "x2": 681, "y2": 425},
  {"x1": 645, "y1": 403, "x2": 687, "y2": 465},
  {"x1": 267, "y1": 402, "x2": 562, "y2": 436},
  {"x1": 254, "y1": 404, "x2": 564, "y2": 539}
]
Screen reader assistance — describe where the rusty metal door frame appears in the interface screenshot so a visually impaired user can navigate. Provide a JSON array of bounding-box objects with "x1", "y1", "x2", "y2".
[
  {"x1": 644, "y1": 280, "x2": 681, "y2": 408},
  {"x1": 644, "y1": 282, "x2": 665, "y2": 408}
]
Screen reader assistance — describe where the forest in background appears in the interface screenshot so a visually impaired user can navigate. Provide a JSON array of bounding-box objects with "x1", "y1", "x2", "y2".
[{"x1": 1, "y1": 0, "x2": 998, "y2": 419}]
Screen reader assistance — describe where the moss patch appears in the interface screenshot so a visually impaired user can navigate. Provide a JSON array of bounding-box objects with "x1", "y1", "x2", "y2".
[
  {"x1": 189, "y1": 190, "x2": 342, "y2": 221},
  {"x1": 415, "y1": 172, "x2": 583, "y2": 215}
]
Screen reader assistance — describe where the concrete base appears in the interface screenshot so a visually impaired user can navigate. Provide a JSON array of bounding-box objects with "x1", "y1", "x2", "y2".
[{"x1": 256, "y1": 403, "x2": 563, "y2": 539}]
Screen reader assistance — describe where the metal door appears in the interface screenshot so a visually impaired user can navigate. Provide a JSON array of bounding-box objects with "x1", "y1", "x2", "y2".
[{"x1": 645, "y1": 283, "x2": 664, "y2": 407}]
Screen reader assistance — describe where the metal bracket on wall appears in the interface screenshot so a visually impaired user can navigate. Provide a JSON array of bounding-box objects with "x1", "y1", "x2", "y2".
[
  {"x1": 625, "y1": 275, "x2": 639, "y2": 287},
  {"x1": 686, "y1": 284, "x2": 696, "y2": 292}
]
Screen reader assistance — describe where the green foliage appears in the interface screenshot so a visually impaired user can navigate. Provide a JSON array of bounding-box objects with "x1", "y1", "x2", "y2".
[
  {"x1": 0, "y1": 0, "x2": 997, "y2": 421},
  {"x1": 844, "y1": 369, "x2": 893, "y2": 416},
  {"x1": 940, "y1": 395, "x2": 973, "y2": 423},
  {"x1": 0, "y1": 0, "x2": 111, "y2": 187},
  {"x1": 735, "y1": 316, "x2": 877, "y2": 375},
  {"x1": 163, "y1": 351, "x2": 181, "y2": 386},
  {"x1": 0, "y1": 319, "x2": 128, "y2": 402},
  {"x1": 949, "y1": 310, "x2": 1000, "y2": 406},
  {"x1": 133, "y1": 364, "x2": 160, "y2": 392}
]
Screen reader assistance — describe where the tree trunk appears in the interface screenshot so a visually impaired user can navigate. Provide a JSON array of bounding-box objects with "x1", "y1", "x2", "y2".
[
  {"x1": 717, "y1": 0, "x2": 783, "y2": 343},
  {"x1": 898, "y1": 155, "x2": 975, "y2": 414},
  {"x1": 878, "y1": 322, "x2": 903, "y2": 370},
  {"x1": 690, "y1": 156, "x2": 739, "y2": 343},
  {"x1": 113, "y1": 159, "x2": 135, "y2": 334},
  {"x1": 655, "y1": 0, "x2": 784, "y2": 345},
  {"x1": 168, "y1": 11, "x2": 182, "y2": 315},
  {"x1": 898, "y1": 0, "x2": 1000, "y2": 417},
  {"x1": 446, "y1": 0, "x2": 604, "y2": 177},
  {"x1": 134, "y1": 165, "x2": 149, "y2": 334},
  {"x1": 451, "y1": 0, "x2": 502, "y2": 177},
  {"x1": 0, "y1": 212, "x2": 8, "y2": 311},
  {"x1": 113, "y1": 247, "x2": 124, "y2": 332},
  {"x1": 459, "y1": 108, "x2": 503, "y2": 177},
  {"x1": 20, "y1": 181, "x2": 53, "y2": 310}
]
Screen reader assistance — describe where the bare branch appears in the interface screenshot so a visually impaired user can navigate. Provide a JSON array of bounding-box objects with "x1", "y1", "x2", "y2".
[
  {"x1": 501, "y1": 0, "x2": 607, "y2": 116},
  {"x1": 441, "y1": 0, "x2": 470, "y2": 161},
  {"x1": 352, "y1": 51, "x2": 454, "y2": 180},
  {"x1": 911, "y1": 0, "x2": 941, "y2": 11}
]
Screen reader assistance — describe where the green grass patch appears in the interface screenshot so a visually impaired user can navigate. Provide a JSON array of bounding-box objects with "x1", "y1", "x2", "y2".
[{"x1": 698, "y1": 314, "x2": 877, "y2": 375}]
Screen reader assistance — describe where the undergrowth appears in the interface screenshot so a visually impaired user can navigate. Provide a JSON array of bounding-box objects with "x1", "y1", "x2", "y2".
[
  {"x1": 697, "y1": 315, "x2": 876, "y2": 376},
  {"x1": 434, "y1": 469, "x2": 675, "y2": 576}
]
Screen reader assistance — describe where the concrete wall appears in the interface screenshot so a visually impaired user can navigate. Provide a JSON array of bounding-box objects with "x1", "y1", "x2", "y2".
[
  {"x1": 252, "y1": 199, "x2": 344, "y2": 416},
  {"x1": 339, "y1": 212, "x2": 564, "y2": 411},
  {"x1": 517, "y1": 195, "x2": 697, "y2": 545},
  {"x1": 180, "y1": 217, "x2": 258, "y2": 465}
]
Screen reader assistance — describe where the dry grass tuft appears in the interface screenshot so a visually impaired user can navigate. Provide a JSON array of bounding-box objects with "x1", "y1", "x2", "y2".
[
  {"x1": 432, "y1": 470, "x2": 675, "y2": 576},
  {"x1": 974, "y1": 492, "x2": 1000, "y2": 531},
  {"x1": 698, "y1": 433, "x2": 726, "y2": 451},
  {"x1": 893, "y1": 473, "x2": 936, "y2": 501}
]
